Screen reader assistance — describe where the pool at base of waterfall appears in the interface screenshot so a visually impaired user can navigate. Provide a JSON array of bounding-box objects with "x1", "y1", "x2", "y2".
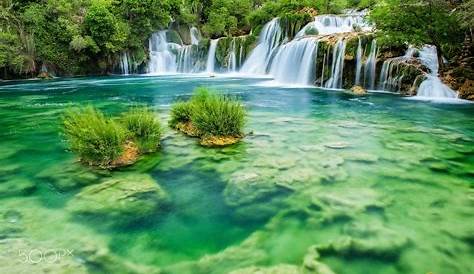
[{"x1": 0, "y1": 76, "x2": 472, "y2": 274}]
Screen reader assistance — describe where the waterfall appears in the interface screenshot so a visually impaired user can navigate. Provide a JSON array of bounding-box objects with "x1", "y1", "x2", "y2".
[
  {"x1": 354, "y1": 38, "x2": 362, "y2": 85},
  {"x1": 268, "y1": 38, "x2": 318, "y2": 85},
  {"x1": 363, "y1": 39, "x2": 377, "y2": 89},
  {"x1": 228, "y1": 38, "x2": 237, "y2": 72},
  {"x1": 295, "y1": 12, "x2": 371, "y2": 38},
  {"x1": 325, "y1": 39, "x2": 347, "y2": 89},
  {"x1": 147, "y1": 31, "x2": 179, "y2": 74},
  {"x1": 177, "y1": 46, "x2": 193, "y2": 73},
  {"x1": 416, "y1": 46, "x2": 457, "y2": 98},
  {"x1": 120, "y1": 52, "x2": 131, "y2": 75},
  {"x1": 378, "y1": 47, "x2": 416, "y2": 91},
  {"x1": 190, "y1": 27, "x2": 200, "y2": 45},
  {"x1": 206, "y1": 39, "x2": 219, "y2": 73},
  {"x1": 240, "y1": 18, "x2": 283, "y2": 74}
]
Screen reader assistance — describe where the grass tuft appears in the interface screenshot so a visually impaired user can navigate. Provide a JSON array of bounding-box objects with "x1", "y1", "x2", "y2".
[
  {"x1": 121, "y1": 107, "x2": 162, "y2": 153},
  {"x1": 62, "y1": 106, "x2": 127, "y2": 167}
]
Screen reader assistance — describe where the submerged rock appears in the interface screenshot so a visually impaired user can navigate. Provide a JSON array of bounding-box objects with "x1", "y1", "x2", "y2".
[
  {"x1": 350, "y1": 85, "x2": 367, "y2": 95},
  {"x1": 0, "y1": 177, "x2": 36, "y2": 198},
  {"x1": 36, "y1": 164, "x2": 100, "y2": 191},
  {"x1": 316, "y1": 221, "x2": 409, "y2": 259},
  {"x1": 67, "y1": 174, "x2": 168, "y2": 220}
]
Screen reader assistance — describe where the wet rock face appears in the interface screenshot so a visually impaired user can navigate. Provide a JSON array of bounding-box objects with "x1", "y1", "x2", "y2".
[{"x1": 67, "y1": 174, "x2": 168, "y2": 221}]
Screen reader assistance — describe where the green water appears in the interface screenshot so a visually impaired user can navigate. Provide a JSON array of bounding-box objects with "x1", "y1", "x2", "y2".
[{"x1": 0, "y1": 76, "x2": 473, "y2": 274}]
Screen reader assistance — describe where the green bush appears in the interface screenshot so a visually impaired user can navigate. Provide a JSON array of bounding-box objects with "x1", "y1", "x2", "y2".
[
  {"x1": 62, "y1": 106, "x2": 127, "y2": 167},
  {"x1": 121, "y1": 107, "x2": 162, "y2": 153},
  {"x1": 169, "y1": 101, "x2": 194, "y2": 128},
  {"x1": 191, "y1": 90, "x2": 246, "y2": 137}
]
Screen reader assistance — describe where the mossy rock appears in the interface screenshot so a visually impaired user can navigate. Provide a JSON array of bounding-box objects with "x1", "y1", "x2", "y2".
[{"x1": 67, "y1": 174, "x2": 168, "y2": 220}]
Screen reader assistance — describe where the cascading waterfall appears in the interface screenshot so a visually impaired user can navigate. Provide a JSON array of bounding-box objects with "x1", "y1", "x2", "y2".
[
  {"x1": 120, "y1": 52, "x2": 131, "y2": 75},
  {"x1": 228, "y1": 38, "x2": 237, "y2": 72},
  {"x1": 325, "y1": 39, "x2": 347, "y2": 89},
  {"x1": 269, "y1": 38, "x2": 318, "y2": 85},
  {"x1": 295, "y1": 12, "x2": 371, "y2": 38},
  {"x1": 240, "y1": 18, "x2": 283, "y2": 74},
  {"x1": 363, "y1": 39, "x2": 377, "y2": 90},
  {"x1": 378, "y1": 47, "x2": 416, "y2": 91},
  {"x1": 416, "y1": 45, "x2": 457, "y2": 98},
  {"x1": 354, "y1": 38, "x2": 362, "y2": 85},
  {"x1": 147, "y1": 31, "x2": 179, "y2": 74},
  {"x1": 206, "y1": 39, "x2": 219, "y2": 73},
  {"x1": 190, "y1": 27, "x2": 200, "y2": 45}
]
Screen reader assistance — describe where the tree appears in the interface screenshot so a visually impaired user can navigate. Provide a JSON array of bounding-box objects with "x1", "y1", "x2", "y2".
[{"x1": 369, "y1": 0, "x2": 464, "y2": 70}]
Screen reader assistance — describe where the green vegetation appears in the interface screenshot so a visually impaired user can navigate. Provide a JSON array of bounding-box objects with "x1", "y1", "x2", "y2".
[
  {"x1": 192, "y1": 92, "x2": 245, "y2": 138},
  {"x1": 1, "y1": 0, "x2": 471, "y2": 78},
  {"x1": 121, "y1": 107, "x2": 162, "y2": 153},
  {"x1": 369, "y1": 0, "x2": 465, "y2": 64},
  {"x1": 169, "y1": 101, "x2": 194, "y2": 129},
  {"x1": 169, "y1": 87, "x2": 246, "y2": 146},
  {"x1": 62, "y1": 105, "x2": 162, "y2": 168},
  {"x1": 62, "y1": 106, "x2": 127, "y2": 167}
]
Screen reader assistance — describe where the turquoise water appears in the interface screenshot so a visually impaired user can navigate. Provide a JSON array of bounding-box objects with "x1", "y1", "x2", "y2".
[{"x1": 0, "y1": 76, "x2": 473, "y2": 274}]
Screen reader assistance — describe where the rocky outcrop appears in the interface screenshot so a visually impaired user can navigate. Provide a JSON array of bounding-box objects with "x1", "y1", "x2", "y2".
[{"x1": 67, "y1": 174, "x2": 168, "y2": 222}]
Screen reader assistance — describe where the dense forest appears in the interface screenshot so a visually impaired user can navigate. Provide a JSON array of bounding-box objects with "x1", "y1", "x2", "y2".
[{"x1": 0, "y1": 0, "x2": 472, "y2": 79}]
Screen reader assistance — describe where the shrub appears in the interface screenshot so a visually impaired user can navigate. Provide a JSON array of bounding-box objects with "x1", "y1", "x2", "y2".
[
  {"x1": 191, "y1": 91, "x2": 246, "y2": 137},
  {"x1": 121, "y1": 107, "x2": 162, "y2": 153},
  {"x1": 62, "y1": 106, "x2": 127, "y2": 167},
  {"x1": 168, "y1": 87, "x2": 210, "y2": 128},
  {"x1": 169, "y1": 101, "x2": 194, "y2": 128}
]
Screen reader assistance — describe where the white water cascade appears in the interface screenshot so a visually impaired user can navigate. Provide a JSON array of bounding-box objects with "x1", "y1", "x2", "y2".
[
  {"x1": 295, "y1": 12, "x2": 371, "y2": 38},
  {"x1": 190, "y1": 27, "x2": 200, "y2": 45},
  {"x1": 206, "y1": 39, "x2": 219, "y2": 73},
  {"x1": 147, "y1": 31, "x2": 179, "y2": 74},
  {"x1": 240, "y1": 18, "x2": 284, "y2": 74},
  {"x1": 378, "y1": 47, "x2": 416, "y2": 91},
  {"x1": 416, "y1": 46, "x2": 457, "y2": 98},
  {"x1": 354, "y1": 38, "x2": 362, "y2": 85},
  {"x1": 363, "y1": 39, "x2": 377, "y2": 90},
  {"x1": 325, "y1": 39, "x2": 347, "y2": 88},
  {"x1": 269, "y1": 39, "x2": 318, "y2": 85},
  {"x1": 228, "y1": 38, "x2": 237, "y2": 72},
  {"x1": 120, "y1": 52, "x2": 131, "y2": 75}
]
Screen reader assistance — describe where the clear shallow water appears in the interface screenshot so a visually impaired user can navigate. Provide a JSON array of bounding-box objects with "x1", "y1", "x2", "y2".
[{"x1": 0, "y1": 76, "x2": 473, "y2": 274}]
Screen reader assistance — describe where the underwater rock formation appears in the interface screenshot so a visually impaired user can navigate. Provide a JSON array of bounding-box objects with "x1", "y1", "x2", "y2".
[{"x1": 67, "y1": 174, "x2": 168, "y2": 221}]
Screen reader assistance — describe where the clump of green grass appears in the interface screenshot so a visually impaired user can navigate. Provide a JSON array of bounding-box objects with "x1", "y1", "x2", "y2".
[
  {"x1": 169, "y1": 101, "x2": 194, "y2": 128},
  {"x1": 169, "y1": 87, "x2": 246, "y2": 142},
  {"x1": 168, "y1": 87, "x2": 212, "y2": 129},
  {"x1": 192, "y1": 94, "x2": 245, "y2": 137},
  {"x1": 62, "y1": 106, "x2": 127, "y2": 167},
  {"x1": 121, "y1": 107, "x2": 162, "y2": 153}
]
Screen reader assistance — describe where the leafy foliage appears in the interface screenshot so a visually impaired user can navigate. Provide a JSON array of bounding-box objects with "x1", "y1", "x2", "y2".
[
  {"x1": 62, "y1": 106, "x2": 127, "y2": 167},
  {"x1": 121, "y1": 107, "x2": 162, "y2": 153},
  {"x1": 369, "y1": 0, "x2": 464, "y2": 59}
]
